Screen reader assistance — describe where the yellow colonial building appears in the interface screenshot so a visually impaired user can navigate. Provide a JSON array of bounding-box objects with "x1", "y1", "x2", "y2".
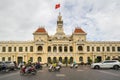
[{"x1": 0, "y1": 13, "x2": 120, "y2": 64}]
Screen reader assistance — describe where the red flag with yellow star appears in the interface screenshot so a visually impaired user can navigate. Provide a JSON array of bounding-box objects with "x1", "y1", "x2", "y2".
[{"x1": 55, "y1": 4, "x2": 60, "y2": 9}]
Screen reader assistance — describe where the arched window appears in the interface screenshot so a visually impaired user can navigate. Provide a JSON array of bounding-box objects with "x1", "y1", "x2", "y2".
[
  {"x1": 2, "y1": 57, "x2": 5, "y2": 61},
  {"x1": 59, "y1": 46, "x2": 62, "y2": 52},
  {"x1": 70, "y1": 46, "x2": 73, "y2": 52},
  {"x1": 97, "y1": 47, "x2": 100, "y2": 52},
  {"x1": 64, "y1": 46, "x2": 67, "y2": 52},
  {"x1": 79, "y1": 56, "x2": 83, "y2": 62},
  {"x1": 53, "y1": 46, "x2": 57, "y2": 52},
  {"x1": 25, "y1": 47, "x2": 28, "y2": 52},
  {"x1": 30, "y1": 57, "x2": 33, "y2": 62},
  {"x1": 19, "y1": 47, "x2": 23, "y2": 52},
  {"x1": 38, "y1": 46, "x2": 43, "y2": 51},
  {"x1": 48, "y1": 46, "x2": 51, "y2": 52},
  {"x1": 2, "y1": 47, "x2": 6, "y2": 52},
  {"x1": 87, "y1": 46, "x2": 90, "y2": 51},
  {"x1": 112, "y1": 47, "x2": 115, "y2": 52},
  {"x1": 8, "y1": 57, "x2": 11, "y2": 61},
  {"x1": 30, "y1": 46, "x2": 33, "y2": 52},
  {"x1": 14, "y1": 47, "x2": 17, "y2": 52},
  {"x1": 107, "y1": 47, "x2": 110, "y2": 52},
  {"x1": 117, "y1": 47, "x2": 120, "y2": 52},
  {"x1": 8, "y1": 47, "x2": 12, "y2": 52},
  {"x1": 38, "y1": 57, "x2": 42, "y2": 62},
  {"x1": 78, "y1": 46, "x2": 83, "y2": 51}
]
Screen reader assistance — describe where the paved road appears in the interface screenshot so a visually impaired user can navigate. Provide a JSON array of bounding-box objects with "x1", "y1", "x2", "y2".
[{"x1": 0, "y1": 66, "x2": 120, "y2": 80}]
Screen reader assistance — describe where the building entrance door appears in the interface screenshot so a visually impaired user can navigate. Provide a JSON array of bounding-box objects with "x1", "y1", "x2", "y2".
[
  {"x1": 64, "y1": 57, "x2": 68, "y2": 64},
  {"x1": 53, "y1": 57, "x2": 57, "y2": 63},
  {"x1": 97, "y1": 56, "x2": 102, "y2": 62},
  {"x1": 47, "y1": 57, "x2": 51, "y2": 63},
  {"x1": 59, "y1": 57, "x2": 62, "y2": 63},
  {"x1": 17, "y1": 57, "x2": 23, "y2": 64}
]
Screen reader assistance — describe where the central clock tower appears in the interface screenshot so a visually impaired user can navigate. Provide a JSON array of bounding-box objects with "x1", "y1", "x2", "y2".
[{"x1": 55, "y1": 12, "x2": 65, "y2": 36}]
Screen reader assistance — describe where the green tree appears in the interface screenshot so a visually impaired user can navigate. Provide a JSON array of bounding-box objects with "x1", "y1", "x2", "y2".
[
  {"x1": 88, "y1": 58, "x2": 93, "y2": 64},
  {"x1": 94, "y1": 58, "x2": 99, "y2": 63}
]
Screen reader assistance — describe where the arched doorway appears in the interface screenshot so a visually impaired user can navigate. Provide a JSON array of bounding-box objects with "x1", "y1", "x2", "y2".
[
  {"x1": 38, "y1": 57, "x2": 42, "y2": 62},
  {"x1": 17, "y1": 57, "x2": 23, "y2": 64},
  {"x1": 47, "y1": 57, "x2": 51, "y2": 63},
  {"x1": 59, "y1": 57, "x2": 62, "y2": 63},
  {"x1": 79, "y1": 56, "x2": 83, "y2": 62},
  {"x1": 70, "y1": 57, "x2": 73, "y2": 63},
  {"x1": 30, "y1": 57, "x2": 33, "y2": 62},
  {"x1": 97, "y1": 56, "x2": 102, "y2": 62},
  {"x1": 64, "y1": 57, "x2": 68, "y2": 64},
  {"x1": 53, "y1": 57, "x2": 57, "y2": 63}
]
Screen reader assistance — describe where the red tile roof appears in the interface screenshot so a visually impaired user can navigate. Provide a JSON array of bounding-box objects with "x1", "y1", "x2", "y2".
[
  {"x1": 74, "y1": 27, "x2": 86, "y2": 34},
  {"x1": 35, "y1": 27, "x2": 46, "y2": 33}
]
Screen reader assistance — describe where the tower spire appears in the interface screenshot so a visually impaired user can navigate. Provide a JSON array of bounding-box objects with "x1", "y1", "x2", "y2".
[
  {"x1": 55, "y1": 13, "x2": 65, "y2": 36},
  {"x1": 59, "y1": 12, "x2": 61, "y2": 16},
  {"x1": 57, "y1": 12, "x2": 63, "y2": 26}
]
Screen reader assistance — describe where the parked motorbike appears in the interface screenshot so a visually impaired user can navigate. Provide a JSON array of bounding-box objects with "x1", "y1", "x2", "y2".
[
  {"x1": 70, "y1": 63, "x2": 78, "y2": 68},
  {"x1": 0, "y1": 63, "x2": 10, "y2": 72},
  {"x1": 48, "y1": 65, "x2": 61, "y2": 72},
  {"x1": 20, "y1": 66, "x2": 37, "y2": 75}
]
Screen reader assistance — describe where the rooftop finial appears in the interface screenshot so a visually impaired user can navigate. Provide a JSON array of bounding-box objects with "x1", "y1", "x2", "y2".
[{"x1": 59, "y1": 12, "x2": 61, "y2": 16}]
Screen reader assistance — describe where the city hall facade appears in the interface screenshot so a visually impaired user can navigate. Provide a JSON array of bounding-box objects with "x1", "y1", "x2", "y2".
[{"x1": 0, "y1": 14, "x2": 120, "y2": 64}]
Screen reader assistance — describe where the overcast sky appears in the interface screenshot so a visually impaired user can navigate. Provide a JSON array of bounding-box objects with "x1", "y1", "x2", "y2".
[{"x1": 0, "y1": 0, "x2": 120, "y2": 41}]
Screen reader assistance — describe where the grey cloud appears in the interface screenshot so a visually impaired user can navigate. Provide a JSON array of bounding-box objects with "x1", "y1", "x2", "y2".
[{"x1": 0, "y1": 0, "x2": 120, "y2": 41}]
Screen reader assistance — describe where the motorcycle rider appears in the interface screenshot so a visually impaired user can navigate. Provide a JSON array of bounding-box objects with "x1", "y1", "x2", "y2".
[
  {"x1": 70, "y1": 61, "x2": 78, "y2": 68},
  {"x1": 52, "y1": 62, "x2": 57, "y2": 70},
  {"x1": 58, "y1": 61, "x2": 62, "y2": 68},
  {"x1": 22, "y1": 60, "x2": 32, "y2": 73},
  {"x1": 73, "y1": 61, "x2": 76, "y2": 67},
  {"x1": 20, "y1": 63, "x2": 37, "y2": 75},
  {"x1": 48, "y1": 62, "x2": 61, "y2": 72},
  {"x1": 26, "y1": 60, "x2": 33, "y2": 72}
]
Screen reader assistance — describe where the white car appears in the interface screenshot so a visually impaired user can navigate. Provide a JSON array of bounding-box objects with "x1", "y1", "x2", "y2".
[{"x1": 91, "y1": 60, "x2": 120, "y2": 70}]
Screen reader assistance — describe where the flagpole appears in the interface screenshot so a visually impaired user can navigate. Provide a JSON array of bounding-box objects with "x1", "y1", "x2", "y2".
[{"x1": 59, "y1": 0, "x2": 61, "y2": 15}]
